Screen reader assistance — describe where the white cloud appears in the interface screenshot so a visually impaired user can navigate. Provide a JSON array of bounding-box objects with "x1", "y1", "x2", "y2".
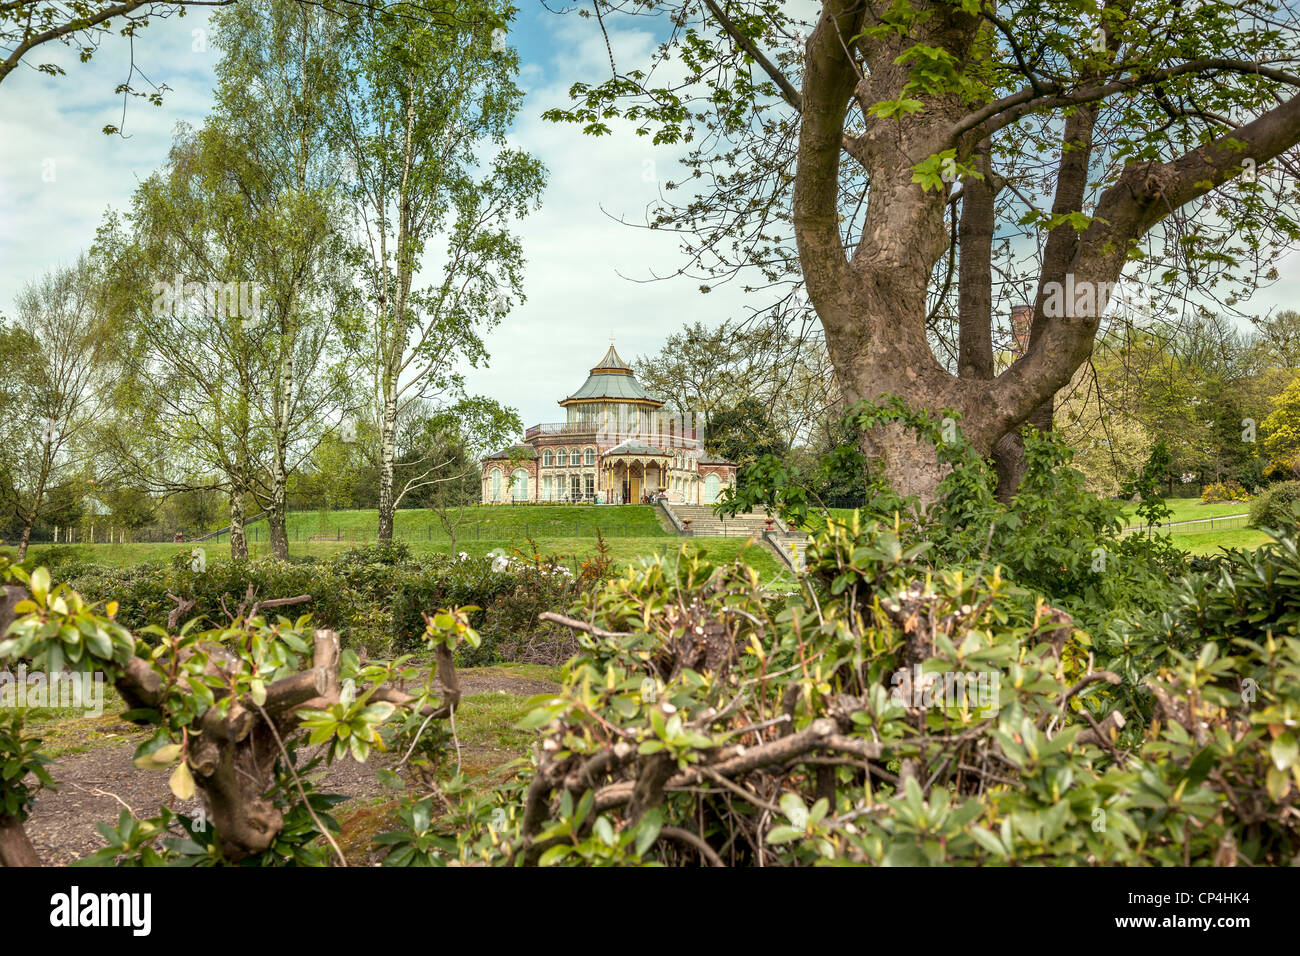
[
  {"x1": 0, "y1": 10, "x2": 219, "y2": 305},
  {"x1": 458, "y1": 12, "x2": 752, "y2": 430}
]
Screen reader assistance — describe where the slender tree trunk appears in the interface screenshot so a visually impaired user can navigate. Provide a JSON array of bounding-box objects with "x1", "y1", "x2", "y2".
[
  {"x1": 377, "y1": 384, "x2": 398, "y2": 542},
  {"x1": 267, "y1": 374, "x2": 291, "y2": 560},
  {"x1": 14, "y1": 519, "x2": 34, "y2": 563},
  {"x1": 268, "y1": 287, "x2": 296, "y2": 561},
  {"x1": 15, "y1": 455, "x2": 52, "y2": 562},
  {"x1": 267, "y1": 451, "x2": 289, "y2": 559},
  {"x1": 229, "y1": 486, "x2": 248, "y2": 561}
]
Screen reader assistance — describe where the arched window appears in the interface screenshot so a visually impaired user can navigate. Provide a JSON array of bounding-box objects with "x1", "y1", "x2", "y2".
[
  {"x1": 512, "y1": 469, "x2": 528, "y2": 502},
  {"x1": 704, "y1": 473, "x2": 721, "y2": 504},
  {"x1": 491, "y1": 469, "x2": 501, "y2": 501},
  {"x1": 543, "y1": 449, "x2": 553, "y2": 467},
  {"x1": 571, "y1": 448, "x2": 581, "y2": 467},
  {"x1": 584, "y1": 448, "x2": 595, "y2": 466},
  {"x1": 557, "y1": 449, "x2": 568, "y2": 467}
]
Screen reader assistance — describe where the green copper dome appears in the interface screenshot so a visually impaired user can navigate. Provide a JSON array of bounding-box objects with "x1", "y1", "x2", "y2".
[{"x1": 561, "y1": 345, "x2": 663, "y2": 405}]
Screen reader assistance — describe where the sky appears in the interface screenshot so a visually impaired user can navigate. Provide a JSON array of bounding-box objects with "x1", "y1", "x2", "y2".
[
  {"x1": 1, "y1": 3, "x2": 1297, "y2": 439},
  {"x1": 0, "y1": 3, "x2": 753, "y2": 434}
]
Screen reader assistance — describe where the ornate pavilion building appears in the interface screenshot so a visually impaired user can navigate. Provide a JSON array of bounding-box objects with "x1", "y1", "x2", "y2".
[{"x1": 480, "y1": 345, "x2": 737, "y2": 505}]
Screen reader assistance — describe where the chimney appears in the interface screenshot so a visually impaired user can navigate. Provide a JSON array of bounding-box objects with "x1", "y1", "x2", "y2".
[{"x1": 1010, "y1": 304, "x2": 1033, "y2": 357}]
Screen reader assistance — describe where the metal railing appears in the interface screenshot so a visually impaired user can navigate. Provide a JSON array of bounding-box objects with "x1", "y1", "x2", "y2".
[
  {"x1": 523, "y1": 420, "x2": 704, "y2": 448},
  {"x1": 1124, "y1": 512, "x2": 1251, "y2": 536},
  {"x1": 525, "y1": 422, "x2": 599, "y2": 440}
]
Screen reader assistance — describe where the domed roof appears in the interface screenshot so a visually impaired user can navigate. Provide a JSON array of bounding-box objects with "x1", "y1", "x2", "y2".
[{"x1": 561, "y1": 345, "x2": 663, "y2": 406}]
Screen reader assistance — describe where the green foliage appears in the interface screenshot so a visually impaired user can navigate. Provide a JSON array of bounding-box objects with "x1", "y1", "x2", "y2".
[
  {"x1": 705, "y1": 396, "x2": 789, "y2": 483},
  {"x1": 1263, "y1": 373, "x2": 1300, "y2": 465},
  {"x1": 391, "y1": 548, "x2": 600, "y2": 665},
  {"x1": 1201, "y1": 479, "x2": 1251, "y2": 503},
  {"x1": 1122, "y1": 442, "x2": 1175, "y2": 529},
  {"x1": 0, "y1": 566, "x2": 136, "y2": 676},
  {"x1": 0, "y1": 712, "x2": 55, "y2": 823},
  {"x1": 1249, "y1": 483, "x2": 1300, "y2": 531},
  {"x1": 384, "y1": 501, "x2": 1300, "y2": 866},
  {"x1": 737, "y1": 398, "x2": 1182, "y2": 632},
  {"x1": 58, "y1": 542, "x2": 607, "y2": 662},
  {"x1": 74, "y1": 761, "x2": 348, "y2": 867}
]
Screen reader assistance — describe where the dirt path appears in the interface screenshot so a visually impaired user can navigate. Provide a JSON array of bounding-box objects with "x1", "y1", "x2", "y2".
[{"x1": 23, "y1": 669, "x2": 559, "y2": 865}]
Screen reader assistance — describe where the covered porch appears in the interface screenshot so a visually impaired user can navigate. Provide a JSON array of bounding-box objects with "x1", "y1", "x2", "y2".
[{"x1": 600, "y1": 443, "x2": 671, "y2": 504}]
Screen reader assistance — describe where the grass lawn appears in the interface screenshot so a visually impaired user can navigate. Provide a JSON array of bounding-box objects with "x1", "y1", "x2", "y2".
[
  {"x1": 1168, "y1": 528, "x2": 1271, "y2": 555},
  {"x1": 1120, "y1": 497, "x2": 1252, "y2": 525},
  {"x1": 9, "y1": 684, "x2": 137, "y2": 758},
  {"x1": 810, "y1": 498, "x2": 1253, "y2": 529},
  {"x1": 214, "y1": 504, "x2": 669, "y2": 545}
]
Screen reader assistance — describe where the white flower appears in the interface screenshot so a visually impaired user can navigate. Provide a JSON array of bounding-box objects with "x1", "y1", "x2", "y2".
[
  {"x1": 492, "y1": 556, "x2": 509, "y2": 573},
  {"x1": 458, "y1": 551, "x2": 469, "y2": 561}
]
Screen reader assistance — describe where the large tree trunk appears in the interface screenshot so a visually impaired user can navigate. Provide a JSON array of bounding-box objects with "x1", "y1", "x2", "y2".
[
  {"x1": 860, "y1": 420, "x2": 950, "y2": 503},
  {"x1": 786, "y1": 3, "x2": 1300, "y2": 505},
  {"x1": 267, "y1": 502, "x2": 289, "y2": 559},
  {"x1": 794, "y1": 4, "x2": 1097, "y2": 503}
]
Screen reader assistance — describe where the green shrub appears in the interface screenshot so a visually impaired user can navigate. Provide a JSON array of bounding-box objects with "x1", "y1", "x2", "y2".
[
  {"x1": 1249, "y1": 481, "x2": 1300, "y2": 530},
  {"x1": 58, "y1": 541, "x2": 612, "y2": 662},
  {"x1": 390, "y1": 512, "x2": 1300, "y2": 867},
  {"x1": 1201, "y1": 479, "x2": 1251, "y2": 503},
  {"x1": 391, "y1": 549, "x2": 598, "y2": 665},
  {"x1": 0, "y1": 713, "x2": 55, "y2": 825},
  {"x1": 730, "y1": 400, "x2": 1182, "y2": 637}
]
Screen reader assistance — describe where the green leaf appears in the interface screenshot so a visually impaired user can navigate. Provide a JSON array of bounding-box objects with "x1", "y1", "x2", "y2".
[{"x1": 1271, "y1": 732, "x2": 1298, "y2": 772}]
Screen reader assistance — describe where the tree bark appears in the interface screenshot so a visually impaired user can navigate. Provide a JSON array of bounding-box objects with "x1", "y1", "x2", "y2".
[
  {"x1": 14, "y1": 520, "x2": 34, "y2": 563},
  {"x1": 229, "y1": 485, "x2": 248, "y2": 561},
  {"x1": 783, "y1": 2, "x2": 1300, "y2": 504},
  {"x1": 377, "y1": 385, "x2": 398, "y2": 542},
  {"x1": 0, "y1": 816, "x2": 42, "y2": 867}
]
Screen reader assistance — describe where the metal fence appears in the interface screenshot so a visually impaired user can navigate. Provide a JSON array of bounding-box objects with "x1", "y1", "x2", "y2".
[{"x1": 1125, "y1": 513, "x2": 1251, "y2": 536}]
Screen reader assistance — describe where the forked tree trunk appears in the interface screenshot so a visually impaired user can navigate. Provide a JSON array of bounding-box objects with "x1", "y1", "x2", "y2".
[{"x1": 786, "y1": 3, "x2": 1300, "y2": 505}]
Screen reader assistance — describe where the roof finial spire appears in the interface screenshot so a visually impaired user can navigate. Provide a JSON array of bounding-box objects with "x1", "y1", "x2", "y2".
[{"x1": 610, "y1": 331, "x2": 615, "y2": 346}]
